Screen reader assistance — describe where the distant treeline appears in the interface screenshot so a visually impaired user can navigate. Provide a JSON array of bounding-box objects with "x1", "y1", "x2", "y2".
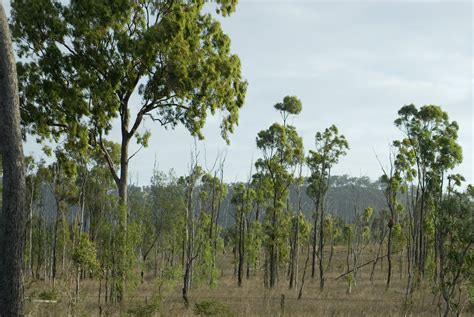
[{"x1": 34, "y1": 174, "x2": 385, "y2": 227}]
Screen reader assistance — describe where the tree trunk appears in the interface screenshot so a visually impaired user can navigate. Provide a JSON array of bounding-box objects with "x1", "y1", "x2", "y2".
[
  {"x1": 319, "y1": 204, "x2": 324, "y2": 290},
  {"x1": 115, "y1": 121, "x2": 130, "y2": 302},
  {"x1": 0, "y1": 4, "x2": 26, "y2": 314},
  {"x1": 387, "y1": 225, "x2": 393, "y2": 288},
  {"x1": 269, "y1": 195, "x2": 278, "y2": 288},
  {"x1": 327, "y1": 229, "x2": 334, "y2": 272},
  {"x1": 311, "y1": 199, "x2": 319, "y2": 278},
  {"x1": 289, "y1": 213, "x2": 299, "y2": 289},
  {"x1": 182, "y1": 167, "x2": 197, "y2": 307},
  {"x1": 298, "y1": 243, "x2": 311, "y2": 299},
  {"x1": 27, "y1": 179, "x2": 35, "y2": 278},
  {"x1": 237, "y1": 204, "x2": 244, "y2": 287}
]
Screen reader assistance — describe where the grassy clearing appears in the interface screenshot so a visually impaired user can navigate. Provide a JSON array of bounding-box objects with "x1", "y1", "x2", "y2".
[{"x1": 24, "y1": 245, "x2": 471, "y2": 316}]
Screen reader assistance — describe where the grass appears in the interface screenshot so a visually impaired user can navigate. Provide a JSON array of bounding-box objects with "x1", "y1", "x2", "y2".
[{"x1": 23, "y1": 245, "x2": 472, "y2": 316}]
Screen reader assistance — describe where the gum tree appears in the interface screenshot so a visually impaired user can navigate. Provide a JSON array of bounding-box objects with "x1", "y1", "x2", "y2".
[
  {"x1": 255, "y1": 96, "x2": 304, "y2": 288},
  {"x1": 231, "y1": 183, "x2": 255, "y2": 287},
  {"x1": 379, "y1": 149, "x2": 404, "y2": 288},
  {"x1": 393, "y1": 104, "x2": 462, "y2": 280},
  {"x1": 11, "y1": 0, "x2": 246, "y2": 301},
  {"x1": 437, "y1": 182, "x2": 473, "y2": 316},
  {"x1": 306, "y1": 125, "x2": 348, "y2": 289}
]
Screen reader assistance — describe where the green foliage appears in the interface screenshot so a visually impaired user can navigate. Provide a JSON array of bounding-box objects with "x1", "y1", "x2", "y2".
[
  {"x1": 435, "y1": 188, "x2": 474, "y2": 312},
  {"x1": 135, "y1": 130, "x2": 152, "y2": 148},
  {"x1": 12, "y1": 0, "x2": 247, "y2": 149},
  {"x1": 246, "y1": 221, "x2": 263, "y2": 271},
  {"x1": 194, "y1": 213, "x2": 220, "y2": 287},
  {"x1": 468, "y1": 281, "x2": 474, "y2": 309},
  {"x1": 342, "y1": 224, "x2": 353, "y2": 242},
  {"x1": 193, "y1": 300, "x2": 234, "y2": 316},
  {"x1": 306, "y1": 124, "x2": 349, "y2": 207},
  {"x1": 297, "y1": 213, "x2": 312, "y2": 243},
  {"x1": 37, "y1": 289, "x2": 58, "y2": 301},
  {"x1": 391, "y1": 223, "x2": 404, "y2": 252},
  {"x1": 274, "y1": 95, "x2": 302, "y2": 124},
  {"x1": 126, "y1": 302, "x2": 160, "y2": 317},
  {"x1": 72, "y1": 234, "x2": 100, "y2": 275},
  {"x1": 254, "y1": 96, "x2": 304, "y2": 287},
  {"x1": 394, "y1": 104, "x2": 462, "y2": 195}
]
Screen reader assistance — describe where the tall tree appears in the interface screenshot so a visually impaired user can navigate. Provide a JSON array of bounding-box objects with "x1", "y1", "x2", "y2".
[
  {"x1": 182, "y1": 154, "x2": 203, "y2": 307},
  {"x1": 255, "y1": 96, "x2": 304, "y2": 288},
  {"x1": 231, "y1": 182, "x2": 255, "y2": 287},
  {"x1": 0, "y1": 3, "x2": 26, "y2": 315},
  {"x1": 393, "y1": 104, "x2": 462, "y2": 279},
  {"x1": 11, "y1": 0, "x2": 247, "y2": 301},
  {"x1": 306, "y1": 124, "x2": 348, "y2": 289},
  {"x1": 437, "y1": 182, "x2": 473, "y2": 316},
  {"x1": 379, "y1": 149, "x2": 404, "y2": 289}
]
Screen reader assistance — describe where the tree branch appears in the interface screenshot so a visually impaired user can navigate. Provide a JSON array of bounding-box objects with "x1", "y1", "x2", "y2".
[
  {"x1": 127, "y1": 144, "x2": 143, "y2": 163},
  {"x1": 98, "y1": 133, "x2": 120, "y2": 187}
]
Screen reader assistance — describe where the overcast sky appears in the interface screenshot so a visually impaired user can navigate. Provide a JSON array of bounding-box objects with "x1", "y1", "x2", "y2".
[{"x1": 6, "y1": 0, "x2": 473, "y2": 185}]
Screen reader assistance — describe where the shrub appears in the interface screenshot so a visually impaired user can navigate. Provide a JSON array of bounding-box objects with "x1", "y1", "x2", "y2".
[
  {"x1": 37, "y1": 289, "x2": 58, "y2": 301},
  {"x1": 193, "y1": 300, "x2": 233, "y2": 316}
]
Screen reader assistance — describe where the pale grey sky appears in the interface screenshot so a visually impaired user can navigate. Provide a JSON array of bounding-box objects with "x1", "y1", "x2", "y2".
[{"x1": 6, "y1": 0, "x2": 473, "y2": 185}]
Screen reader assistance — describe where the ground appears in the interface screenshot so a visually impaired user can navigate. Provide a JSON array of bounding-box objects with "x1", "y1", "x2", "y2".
[{"x1": 24, "y1": 245, "x2": 472, "y2": 316}]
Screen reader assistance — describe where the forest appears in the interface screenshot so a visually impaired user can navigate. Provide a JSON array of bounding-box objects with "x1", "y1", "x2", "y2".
[{"x1": 0, "y1": 1, "x2": 472, "y2": 316}]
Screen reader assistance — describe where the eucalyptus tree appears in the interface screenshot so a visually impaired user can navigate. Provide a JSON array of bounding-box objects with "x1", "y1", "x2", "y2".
[
  {"x1": 72, "y1": 233, "x2": 100, "y2": 300},
  {"x1": 351, "y1": 207, "x2": 373, "y2": 286},
  {"x1": 181, "y1": 156, "x2": 203, "y2": 307},
  {"x1": 436, "y1": 182, "x2": 473, "y2": 316},
  {"x1": 231, "y1": 183, "x2": 255, "y2": 287},
  {"x1": 150, "y1": 169, "x2": 186, "y2": 275},
  {"x1": 288, "y1": 164, "x2": 304, "y2": 289},
  {"x1": 306, "y1": 124, "x2": 348, "y2": 289},
  {"x1": 44, "y1": 151, "x2": 79, "y2": 286},
  {"x1": 128, "y1": 185, "x2": 153, "y2": 283},
  {"x1": 393, "y1": 104, "x2": 462, "y2": 279},
  {"x1": 289, "y1": 194, "x2": 311, "y2": 291},
  {"x1": 199, "y1": 166, "x2": 227, "y2": 286},
  {"x1": 0, "y1": 3, "x2": 26, "y2": 314},
  {"x1": 255, "y1": 96, "x2": 304, "y2": 288},
  {"x1": 24, "y1": 156, "x2": 41, "y2": 278},
  {"x1": 11, "y1": 0, "x2": 246, "y2": 301},
  {"x1": 379, "y1": 149, "x2": 404, "y2": 288}
]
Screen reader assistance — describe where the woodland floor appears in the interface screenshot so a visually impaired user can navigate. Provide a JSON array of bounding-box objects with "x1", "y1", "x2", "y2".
[{"x1": 23, "y1": 245, "x2": 473, "y2": 316}]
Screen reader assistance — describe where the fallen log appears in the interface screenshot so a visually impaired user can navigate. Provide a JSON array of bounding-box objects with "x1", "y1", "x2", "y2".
[{"x1": 335, "y1": 254, "x2": 388, "y2": 281}]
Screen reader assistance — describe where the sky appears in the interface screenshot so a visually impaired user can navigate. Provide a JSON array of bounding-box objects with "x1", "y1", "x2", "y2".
[{"x1": 5, "y1": 0, "x2": 473, "y2": 185}]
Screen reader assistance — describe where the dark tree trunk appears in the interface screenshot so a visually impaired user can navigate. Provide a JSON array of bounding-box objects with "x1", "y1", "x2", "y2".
[
  {"x1": 311, "y1": 198, "x2": 319, "y2": 278},
  {"x1": 0, "y1": 4, "x2": 26, "y2": 315},
  {"x1": 319, "y1": 204, "x2": 324, "y2": 290},
  {"x1": 269, "y1": 196, "x2": 278, "y2": 288},
  {"x1": 114, "y1": 115, "x2": 130, "y2": 302},
  {"x1": 298, "y1": 243, "x2": 311, "y2": 299},
  {"x1": 387, "y1": 225, "x2": 393, "y2": 288}
]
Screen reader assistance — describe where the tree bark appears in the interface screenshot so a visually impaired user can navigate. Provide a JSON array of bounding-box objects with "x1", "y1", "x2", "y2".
[
  {"x1": 319, "y1": 202, "x2": 324, "y2": 289},
  {"x1": 311, "y1": 197, "x2": 320, "y2": 279},
  {"x1": 0, "y1": 4, "x2": 26, "y2": 315},
  {"x1": 114, "y1": 108, "x2": 130, "y2": 302}
]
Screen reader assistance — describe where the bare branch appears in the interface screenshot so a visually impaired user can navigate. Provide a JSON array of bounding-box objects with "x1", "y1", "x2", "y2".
[
  {"x1": 127, "y1": 144, "x2": 143, "y2": 163},
  {"x1": 98, "y1": 133, "x2": 120, "y2": 186}
]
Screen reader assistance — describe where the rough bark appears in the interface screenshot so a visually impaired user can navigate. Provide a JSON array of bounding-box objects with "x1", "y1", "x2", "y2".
[{"x1": 0, "y1": 4, "x2": 26, "y2": 315}]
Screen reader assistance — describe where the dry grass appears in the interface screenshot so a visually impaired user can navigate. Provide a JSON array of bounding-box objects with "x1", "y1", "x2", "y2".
[{"x1": 24, "y1": 245, "x2": 471, "y2": 316}]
